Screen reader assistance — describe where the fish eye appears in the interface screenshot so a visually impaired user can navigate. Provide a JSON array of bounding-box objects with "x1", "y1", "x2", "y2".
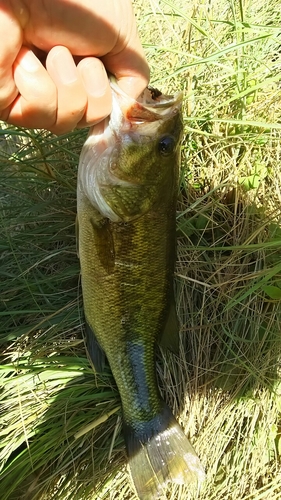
[{"x1": 158, "y1": 135, "x2": 176, "y2": 156}]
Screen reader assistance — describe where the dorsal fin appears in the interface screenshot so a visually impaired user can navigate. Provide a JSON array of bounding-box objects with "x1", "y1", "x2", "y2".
[{"x1": 84, "y1": 320, "x2": 106, "y2": 373}]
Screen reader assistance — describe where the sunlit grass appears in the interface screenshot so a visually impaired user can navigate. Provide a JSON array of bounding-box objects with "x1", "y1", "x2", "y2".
[{"x1": 1, "y1": 0, "x2": 281, "y2": 498}]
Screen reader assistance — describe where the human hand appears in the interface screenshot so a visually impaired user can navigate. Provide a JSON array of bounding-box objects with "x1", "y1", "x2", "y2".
[{"x1": 0, "y1": 0, "x2": 149, "y2": 134}]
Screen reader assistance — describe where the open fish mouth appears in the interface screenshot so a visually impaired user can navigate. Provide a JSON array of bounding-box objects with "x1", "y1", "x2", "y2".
[
  {"x1": 109, "y1": 77, "x2": 183, "y2": 127},
  {"x1": 82, "y1": 78, "x2": 183, "y2": 155}
]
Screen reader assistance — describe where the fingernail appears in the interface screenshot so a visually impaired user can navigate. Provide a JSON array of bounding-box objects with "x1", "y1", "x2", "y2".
[
  {"x1": 50, "y1": 47, "x2": 78, "y2": 85},
  {"x1": 80, "y1": 59, "x2": 108, "y2": 97},
  {"x1": 19, "y1": 50, "x2": 41, "y2": 72}
]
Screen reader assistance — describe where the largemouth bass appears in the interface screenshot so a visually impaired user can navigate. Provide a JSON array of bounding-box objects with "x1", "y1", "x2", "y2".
[{"x1": 77, "y1": 80, "x2": 205, "y2": 499}]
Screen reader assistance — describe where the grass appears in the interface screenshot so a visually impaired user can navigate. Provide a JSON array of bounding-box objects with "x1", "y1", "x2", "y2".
[{"x1": 1, "y1": 0, "x2": 281, "y2": 498}]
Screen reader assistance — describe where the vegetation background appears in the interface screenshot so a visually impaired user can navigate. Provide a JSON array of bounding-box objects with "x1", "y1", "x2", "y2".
[{"x1": 1, "y1": 0, "x2": 281, "y2": 498}]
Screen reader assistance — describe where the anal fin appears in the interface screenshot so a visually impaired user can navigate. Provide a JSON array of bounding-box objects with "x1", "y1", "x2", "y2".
[
  {"x1": 159, "y1": 296, "x2": 179, "y2": 354},
  {"x1": 84, "y1": 320, "x2": 106, "y2": 373}
]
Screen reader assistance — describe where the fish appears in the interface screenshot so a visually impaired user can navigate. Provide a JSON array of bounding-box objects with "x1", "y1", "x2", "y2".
[{"x1": 77, "y1": 78, "x2": 205, "y2": 499}]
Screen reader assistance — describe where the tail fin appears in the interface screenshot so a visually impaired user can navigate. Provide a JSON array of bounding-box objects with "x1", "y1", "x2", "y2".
[{"x1": 124, "y1": 404, "x2": 205, "y2": 500}]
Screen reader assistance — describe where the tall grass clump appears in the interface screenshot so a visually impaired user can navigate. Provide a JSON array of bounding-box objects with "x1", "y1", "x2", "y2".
[{"x1": 1, "y1": 0, "x2": 281, "y2": 499}]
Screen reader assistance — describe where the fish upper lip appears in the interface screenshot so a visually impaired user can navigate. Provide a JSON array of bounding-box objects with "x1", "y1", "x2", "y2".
[{"x1": 142, "y1": 90, "x2": 183, "y2": 109}]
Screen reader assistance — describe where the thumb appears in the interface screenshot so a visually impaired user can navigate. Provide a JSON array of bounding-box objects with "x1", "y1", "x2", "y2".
[{"x1": 102, "y1": 37, "x2": 149, "y2": 99}]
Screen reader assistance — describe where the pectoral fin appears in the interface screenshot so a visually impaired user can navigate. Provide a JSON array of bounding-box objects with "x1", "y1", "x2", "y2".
[
  {"x1": 84, "y1": 320, "x2": 106, "y2": 373},
  {"x1": 89, "y1": 216, "x2": 115, "y2": 274},
  {"x1": 159, "y1": 297, "x2": 179, "y2": 354}
]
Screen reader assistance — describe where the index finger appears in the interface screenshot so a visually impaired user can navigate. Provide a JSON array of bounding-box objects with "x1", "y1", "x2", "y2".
[{"x1": 0, "y1": 1, "x2": 23, "y2": 108}]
